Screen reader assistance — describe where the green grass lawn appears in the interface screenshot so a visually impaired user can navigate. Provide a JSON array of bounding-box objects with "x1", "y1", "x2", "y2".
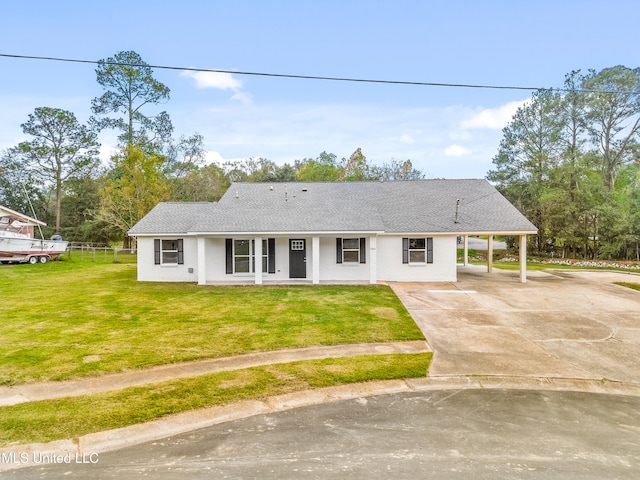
[
  {"x1": 615, "y1": 282, "x2": 640, "y2": 291},
  {"x1": 0, "y1": 353, "x2": 431, "y2": 446},
  {"x1": 0, "y1": 256, "x2": 424, "y2": 385}
]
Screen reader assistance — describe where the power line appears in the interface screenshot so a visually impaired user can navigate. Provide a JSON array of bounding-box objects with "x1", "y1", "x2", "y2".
[{"x1": 0, "y1": 52, "x2": 633, "y2": 95}]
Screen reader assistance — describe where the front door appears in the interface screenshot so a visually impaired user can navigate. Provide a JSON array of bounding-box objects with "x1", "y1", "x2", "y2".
[{"x1": 289, "y1": 239, "x2": 306, "y2": 278}]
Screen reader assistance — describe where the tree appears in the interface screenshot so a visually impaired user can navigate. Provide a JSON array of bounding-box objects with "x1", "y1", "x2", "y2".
[
  {"x1": 13, "y1": 107, "x2": 100, "y2": 233},
  {"x1": 488, "y1": 90, "x2": 565, "y2": 253},
  {"x1": 97, "y1": 146, "x2": 171, "y2": 247},
  {"x1": 172, "y1": 163, "x2": 230, "y2": 202},
  {"x1": 0, "y1": 150, "x2": 44, "y2": 217},
  {"x1": 164, "y1": 133, "x2": 207, "y2": 178},
  {"x1": 378, "y1": 159, "x2": 424, "y2": 181},
  {"x1": 582, "y1": 66, "x2": 640, "y2": 192},
  {"x1": 296, "y1": 152, "x2": 344, "y2": 181},
  {"x1": 342, "y1": 148, "x2": 378, "y2": 181},
  {"x1": 91, "y1": 50, "x2": 172, "y2": 151}
]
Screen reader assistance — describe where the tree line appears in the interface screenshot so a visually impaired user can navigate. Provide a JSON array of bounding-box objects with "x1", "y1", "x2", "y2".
[
  {"x1": 0, "y1": 51, "x2": 423, "y2": 246},
  {"x1": 3, "y1": 52, "x2": 637, "y2": 261},
  {"x1": 488, "y1": 66, "x2": 640, "y2": 261}
]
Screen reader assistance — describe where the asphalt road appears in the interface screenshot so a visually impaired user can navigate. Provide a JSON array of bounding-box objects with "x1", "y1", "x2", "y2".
[{"x1": 6, "y1": 389, "x2": 640, "y2": 479}]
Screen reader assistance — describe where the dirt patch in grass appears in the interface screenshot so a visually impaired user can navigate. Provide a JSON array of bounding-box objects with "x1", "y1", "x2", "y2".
[{"x1": 370, "y1": 306, "x2": 400, "y2": 320}]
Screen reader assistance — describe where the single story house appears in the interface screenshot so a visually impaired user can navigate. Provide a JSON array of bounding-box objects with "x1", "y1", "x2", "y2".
[{"x1": 129, "y1": 180, "x2": 537, "y2": 285}]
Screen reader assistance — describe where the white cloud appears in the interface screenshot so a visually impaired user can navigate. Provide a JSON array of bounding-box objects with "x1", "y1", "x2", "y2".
[
  {"x1": 445, "y1": 144, "x2": 472, "y2": 157},
  {"x1": 460, "y1": 100, "x2": 526, "y2": 130},
  {"x1": 180, "y1": 70, "x2": 243, "y2": 91},
  {"x1": 204, "y1": 151, "x2": 225, "y2": 165},
  {"x1": 399, "y1": 134, "x2": 415, "y2": 144},
  {"x1": 230, "y1": 92, "x2": 254, "y2": 106}
]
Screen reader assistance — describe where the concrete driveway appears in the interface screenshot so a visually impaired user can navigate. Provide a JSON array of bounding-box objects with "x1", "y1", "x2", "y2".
[{"x1": 390, "y1": 266, "x2": 640, "y2": 384}]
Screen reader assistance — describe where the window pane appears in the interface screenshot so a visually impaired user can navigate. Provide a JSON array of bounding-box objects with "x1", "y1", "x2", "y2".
[
  {"x1": 235, "y1": 257, "x2": 250, "y2": 273},
  {"x1": 262, "y1": 239, "x2": 268, "y2": 251},
  {"x1": 343, "y1": 250, "x2": 359, "y2": 263},
  {"x1": 409, "y1": 238, "x2": 425, "y2": 249},
  {"x1": 409, "y1": 250, "x2": 425, "y2": 263},
  {"x1": 163, "y1": 252, "x2": 178, "y2": 264},
  {"x1": 162, "y1": 239, "x2": 178, "y2": 251},
  {"x1": 234, "y1": 239, "x2": 250, "y2": 255},
  {"x1": 262, "y1": 256, "x2": 268, "y2": 273},
  {"x1": 343, "y1": 238, "x2": 359, "y2": 249}
]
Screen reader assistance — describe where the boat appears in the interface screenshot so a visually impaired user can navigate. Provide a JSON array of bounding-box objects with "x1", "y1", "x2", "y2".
[{"x1": 0, "y1": 207, "x2": 68, "y2": 264}]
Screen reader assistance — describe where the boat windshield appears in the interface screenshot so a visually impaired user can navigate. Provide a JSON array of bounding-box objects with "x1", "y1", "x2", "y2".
[{"x1": 0, "y1": 216, "x2": 32, "y2": 235}]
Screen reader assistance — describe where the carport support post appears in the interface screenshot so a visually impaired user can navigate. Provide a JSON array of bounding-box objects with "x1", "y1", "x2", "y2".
[
  {"x1": 487, "y1": 235, "x2": 494, "y2": 273},
  {"x1": 463, "y1": 235, "x2": 469, "y2": 267},
  {"x1": 519, "y1": 234, "x2": 527, "y2": 283}
]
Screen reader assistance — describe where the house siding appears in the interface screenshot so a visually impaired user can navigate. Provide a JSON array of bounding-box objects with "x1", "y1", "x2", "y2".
[
  {"x1": 137, "y1": 234, "x2": 457, "y2": 284},
  {"x1": 137, "y1": 236, "x2": 199, "y2": 282},
  {"x1": 319, "y1": 236, "x2": 370, "y2": 282},
  {"x1": 377, "y1": 235, "x2": 457, "y2": 282}
]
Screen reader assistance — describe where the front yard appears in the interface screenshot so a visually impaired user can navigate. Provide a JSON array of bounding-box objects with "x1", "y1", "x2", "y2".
[
  {"x1": 0, "y1": 256, "x2": 425, "y2": 385},
  {"x1": 0, "y1": 256, "x2": 429, "y2": 445}
]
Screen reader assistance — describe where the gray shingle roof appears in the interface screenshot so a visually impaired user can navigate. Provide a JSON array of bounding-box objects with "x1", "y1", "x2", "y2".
[{"x1": 129, "y1": 180, "x2": 537, "y2": 235}]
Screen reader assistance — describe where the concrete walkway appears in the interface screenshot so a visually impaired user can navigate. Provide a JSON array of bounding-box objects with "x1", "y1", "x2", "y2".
[{"x1": 0, "y1": 341, "x2": 429, "y2": 407}]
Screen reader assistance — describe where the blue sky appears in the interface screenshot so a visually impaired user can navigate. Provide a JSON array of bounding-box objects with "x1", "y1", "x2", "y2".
[{"x1": 0, "y1": 0, "x2": 637, "y2": 178}]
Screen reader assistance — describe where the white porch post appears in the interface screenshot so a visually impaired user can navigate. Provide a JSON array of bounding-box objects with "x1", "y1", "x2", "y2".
[
  {"x1": 463, "y1": 235, "x2": 469, "y2": 267},
  {"x1": 312, "y1": 236, "x2": 320, "y2": 284},
  {"x1": 487, "y1": 235, "x2": 494, "y2": 273},
  {"x1": 369, "y1": 235, "x2": 377, "y2": 284},
  {"x1": 197, "y1": 236, "x2": 206, "y2": 285},
  {"x1": 519, "y1": 234, "x2": 527, "y2": 283},
  {"x1": 254, "y1": 236, "x2": 262, "y2": 285}
]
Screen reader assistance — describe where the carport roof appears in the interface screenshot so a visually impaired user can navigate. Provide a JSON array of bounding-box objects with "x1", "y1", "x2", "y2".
[{"x1": 129, "y1": 179, "x2": 538, "y2": 235}]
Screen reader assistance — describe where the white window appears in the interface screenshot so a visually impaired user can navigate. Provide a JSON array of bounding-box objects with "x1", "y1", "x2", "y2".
[
  {"x1": 403, "y1": 237, "x2": 433, "y2": 264},
  {"x1": 234, "y1": 239, "x2": 269, "y2": 273},
  {"x1": 154, "y1": 239, "x2": 183, "y2": 265},
  {"x1": 342, "y1": 238, "x2": 360, "y2": 263},
  {"x1": 408, "y1": 238, "x2": 426, "y2": 263},
  {"x1": 290, "y1": 239, "x2": 304, "y2": 250}
]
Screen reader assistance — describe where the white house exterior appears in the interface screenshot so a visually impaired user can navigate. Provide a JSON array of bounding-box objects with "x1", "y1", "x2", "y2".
[{"x1": 129, "y1": 180, "x2": 537, "y2": 285}]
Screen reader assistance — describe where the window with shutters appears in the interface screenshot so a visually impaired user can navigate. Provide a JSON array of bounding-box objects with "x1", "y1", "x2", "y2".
[
  {"x1": 342, "y1": 238, "x2": 360, "y2": 263},
  {"x1": 402, "y1": 237, "x2": 433, "y2": 264},
  {"x1": 336, "y1": 238, "x2": 366, "y2": 264},
  {"x1": 154, "y1": 239, "x2": 184, "y2": 265},
  {"x1": 231, "y1": 239, "x2": 272, "y2": 274}
]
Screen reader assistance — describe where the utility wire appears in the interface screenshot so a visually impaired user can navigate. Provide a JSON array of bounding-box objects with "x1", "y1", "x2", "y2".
[{"x1": 0, "y1": 52, "x2": 633, "y2": 95}]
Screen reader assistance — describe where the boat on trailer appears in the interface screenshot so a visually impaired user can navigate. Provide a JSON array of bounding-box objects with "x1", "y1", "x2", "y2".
[{"x1": 0, "y1": 211, "x2": 68, "y2": 264}]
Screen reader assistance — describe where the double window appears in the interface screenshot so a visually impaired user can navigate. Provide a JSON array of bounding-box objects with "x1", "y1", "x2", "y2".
[
  {"x1": 402, "y1": 237, "x2": 433, "y2": 264},
  {"x1": 336, "y1": 238, "x2": 366, "y2": 264},
  {"x1": 154, "y1": 239, "x2": 184, "y2": 265},
  {"x1": 233, "y1": 239, "x2": 269, "y2": 273},
  {"x1": 226, "y1": 238, "x2": 276, "y2": 274}
]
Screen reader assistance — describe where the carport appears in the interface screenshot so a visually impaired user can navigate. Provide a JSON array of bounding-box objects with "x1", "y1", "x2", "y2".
[{"x1": 458, "y1": 232, "x2": 531, "y2": 283}]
